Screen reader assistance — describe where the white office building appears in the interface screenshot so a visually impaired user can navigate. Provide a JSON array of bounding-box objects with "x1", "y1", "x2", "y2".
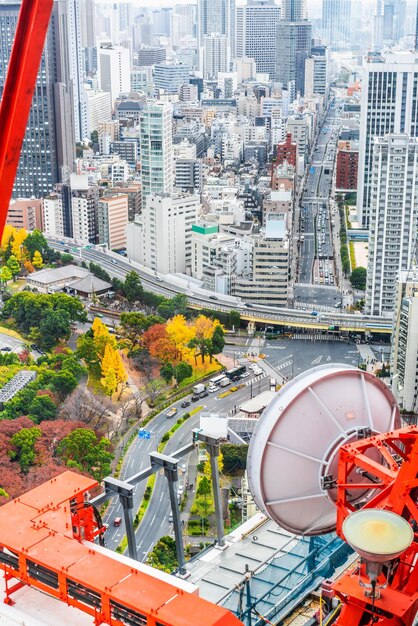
[
  {"x1": 304, "y1": 45, "x2": 330, "y2": 97},
  {"x1": 70, "y1": 174, "x2": 99, "y2": 244},
  {"x1": 235, "y1": 0, "x2": 281, "y2": 79},
  {"x1": 140, "y1": 101, "x2": 173, "y2": 198},
  {"x1": 366, "y1": 134, "x2": 418, "y2": 317},
  {"x1": 98, "y1": 44, "x2": 131, "y2": 105},
  {"x1": 154, "y1": 63, "x2": 190, "y2": 94},
  {"x1": 357, "y1": 50, "x2": 418, "y2": 228},
  {"x1": 42, "y1": 194, "x2": 65, "y2": 239},
  {"x1": 127, "y1": 194, "x2": 200, "y2": 274},
  {"x1": 391, "y1": 268, "x2": 418, "y2": 413},
  {"x1": 203, "y1": 35, "x2": 230, "y2": 79},
  {"x1": 83, "y1": 89, "x2": 112, "y2": 136}
]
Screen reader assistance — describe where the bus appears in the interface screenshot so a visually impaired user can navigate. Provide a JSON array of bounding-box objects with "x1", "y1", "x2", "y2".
[
  {"x1": 225, "y1": 365, "x2": 247, "y2": 380},
  {"x1": 210, "y1": 374, "x2": 228, "y2": 386}
]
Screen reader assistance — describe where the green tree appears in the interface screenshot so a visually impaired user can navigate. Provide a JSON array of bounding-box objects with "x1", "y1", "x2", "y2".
[
  {"x1": 173, "y1": 362, "x2": 192, "y2": 385},
  {"x1": 10, "y1": 427, "x2": 41, "y2": 472},
  {"x1": 221, "y1": 444, "x2": 249, "y2": 473},
  {"x1": 123, "y1": 271, "x2": 144, "y2": 302},
  {"x1": 197, "y1": 475, "x2": 211, "y2": 499},
  {"x1": 57, "y1": 428, "x2": 113, "y2": 481},
  {"x1": 28, "y1": 395, "x2": 57, "y2": 422},
  {"x1": 350, "y1": 266, "x2": 367, "y2": 291},
  {"x1": 160, "y1": 362, "x2": 174, "y2": 384},
  {"x1": 228, "y1": 310, "x2": 241, "y2": 330},
  {"x1": 211, "y1": 325, "x2": 225, "y2": 354},
  {"x1": 0, "y1": 266, "x2": 12, "y2": 287},
  {"x1": 50, "y1": 370, "x2": 78, "y2": 398},
  {"x1": 23, "y1": 230, "x2": 49, "y2": 260},
  {"x1": 146, "y1": 536, "x2": 178, "y2": 573},
  {"x1": 119, "y1": 312, "x2": 164, "y2": 353},
  {"x1": 38, "y1": 309, "x2": 72, "y2": 349},
  {"x1": 6, "y1": 255, "x2": 20, "y2": 280}
]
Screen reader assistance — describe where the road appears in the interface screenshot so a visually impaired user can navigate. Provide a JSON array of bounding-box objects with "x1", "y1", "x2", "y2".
[
  {"x1": 103, "y1": 370, "x2": 271, "y2": 559},
  {"x1": 296, "y1": 99, "x2": 342, "y2": 308},
  {"x1": 47, "y1": 239, "x2": 392, "y2": 333}
]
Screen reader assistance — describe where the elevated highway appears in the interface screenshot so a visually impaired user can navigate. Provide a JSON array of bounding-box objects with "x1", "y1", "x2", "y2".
[{"x1": 48, "y1": 238, "x2": 393, "y2": 335}]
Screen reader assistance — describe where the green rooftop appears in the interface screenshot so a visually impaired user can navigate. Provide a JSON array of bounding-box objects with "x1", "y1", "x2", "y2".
[{"x1": 192, "y1": 223, "x2": 219, "y2": 235}]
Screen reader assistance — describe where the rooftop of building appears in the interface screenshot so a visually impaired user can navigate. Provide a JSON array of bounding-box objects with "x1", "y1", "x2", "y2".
[
  {"x1": 26, "y1": 265, "x2": 89, "y2": 285},
  {"x1": 239, "y1": 390, "x2": 276, "y2": 414}
]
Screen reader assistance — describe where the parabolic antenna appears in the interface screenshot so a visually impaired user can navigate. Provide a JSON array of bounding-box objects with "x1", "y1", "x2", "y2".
[{"x1": 247, "y1": 364, "x2": 400, "y2": 536}]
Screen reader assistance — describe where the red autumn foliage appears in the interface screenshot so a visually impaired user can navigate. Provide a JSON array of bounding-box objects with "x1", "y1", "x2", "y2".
[{"x1": 142, "y1": 324, "x2": 177, "y2": 361}]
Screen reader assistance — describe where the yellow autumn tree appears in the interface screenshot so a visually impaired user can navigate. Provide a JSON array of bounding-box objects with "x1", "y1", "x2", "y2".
[
  {"x1": 101, "y1": 368, "x2": 117, "y2": 396},
  {"x1": 194, "y1": 315, "x2": 216, "y2": 340},
  {"x1": 1, "y1": 226, "x2": 28, "y2": 262},
  {"x1": 11, "y1": 228, "x2": 27, "y2": 261},
  {"x1": 32, "y1": 250, "x2": 43, "y2": 268},
  {"x1": 92, "y1": 317, "x2": 116, "y2": 359},
  {"x1": 166, "y1": 314, "x2": 195, "y2": 361},
  {"x1": 100, "y1": 342, "x2": 127, "y2": 396}
]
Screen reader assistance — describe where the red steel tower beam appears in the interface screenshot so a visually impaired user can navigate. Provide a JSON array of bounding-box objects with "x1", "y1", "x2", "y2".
[{"x1": 0, "y1": 0, "x2": 53, "y2": 242}]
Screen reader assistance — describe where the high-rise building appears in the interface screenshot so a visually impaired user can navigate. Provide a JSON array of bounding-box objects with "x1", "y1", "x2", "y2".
[
  {"x1": 282, "y1": 0, "x2": 306, "y2": 21},
  {"x1": 276, "y1": 133, "x2": 298, "y2": 168},
  {"x1": 98, "y1": 43, "x2": 131, "y2": 105},
  {"x1": 197, "y1": 0, "x2": 235, "y2": 65},
  {"x1": 140, "y1": 102, "x2": 173, "y2": 198},
  {"x1": 365, "y1": 134, "x2": 418, "y2": 317},
  {"x1": 52, "y1": 0, "x2": 85, "y2": 142},
  {"x1": 70, "y1": 174, "x2": 99, "y2": 244},
  {"x1": 276, "y1": 21, "x2": 312, "y2": 96},
  {"x1": 127, "y1": 194, "x2": 200, "y2": 274},
  {"x1": 235, "y1": 0, "x2": 282, "y2": 79},
  {"x1": 304, "y1": 44, "x2": 330, "y2": 96},
  {"x1": 391, "y1": 268, "x2": 418, "y2": 414},
  {"x1": 357, "y1": 50, "x2": 418, "y2": 228},
  {"x1": 154, "y1": 63, "x2": 190, "y2": 93},
  {"x1": 97, "y1": 194, "x2": 129, "y2": 250},
  {"x1": 79, "y1": 0, "x2": 96, "y2": 49},
  {"x1": 322, "y1": 0, "x2": 351, "y2": 51},
  {"x1": 203, "y1": 35, "x2": 229, "y2": 79},
  {"x1": 382, "y1": 0, "x2": 406, "y2": 44},
  {"x1": 0, "y1": 1, "x2": 76, "y2": 198}
]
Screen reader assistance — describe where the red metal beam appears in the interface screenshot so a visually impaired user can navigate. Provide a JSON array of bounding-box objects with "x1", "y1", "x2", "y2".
[{"x1": 0, "y1": 0, "x2": 53, "y2": 242}]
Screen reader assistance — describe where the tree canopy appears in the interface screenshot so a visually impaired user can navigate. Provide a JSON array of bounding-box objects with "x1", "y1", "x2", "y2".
[{"x1": 350, "y1": 266, "x2": 367, "y2": 291}]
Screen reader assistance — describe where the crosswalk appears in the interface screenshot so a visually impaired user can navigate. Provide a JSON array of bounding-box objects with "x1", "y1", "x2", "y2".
[
  {"x1": 243, "y1": 373, "x2": 267, "y2": 386},
  {"x1": 293, "y1": 333, "x2": 343, "y2": 342}
]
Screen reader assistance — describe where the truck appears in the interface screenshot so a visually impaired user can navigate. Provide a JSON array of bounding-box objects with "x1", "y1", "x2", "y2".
[
  {"x1": 192, "y1": 383, "x2": 206, "y2": 394},
  {"x1": 219, "y1": 377, "x2": 230, "y2": 387},
  {"x1": 165, "y1": 407, "x2": 178, "y2": 419}
]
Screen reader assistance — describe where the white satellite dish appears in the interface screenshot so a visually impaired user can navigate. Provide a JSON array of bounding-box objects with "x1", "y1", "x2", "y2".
[{"x1": 247, "y1": 365, "x2": 400, "y2": 536}]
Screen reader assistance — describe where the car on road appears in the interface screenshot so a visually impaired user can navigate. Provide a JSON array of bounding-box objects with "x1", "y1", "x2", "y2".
[
  {"x1": 191, "y1": 394, "x2": 200, "y2": 402},
  {"x1": 181, "y1": 400, "x2": 190, "y2": 408},
  {"x1": 311, "y1": 311, "x2": 319, "y2": 316},
  {"x1": 199, "y1": 390, "x2": 208, "y2": 398},
  {"x1": 30, "y1": 344, "x2": 38, "y2": 350},
  {"x1": 64, "y1": 247, "x2": 70, "y2": 253},
  {"x1": 113, "y1": 517, "x2": 122, "y2": 527},
  {"x1": 208, "y1": 384, "x2": 219, "y2": 393},
  {"x1": 186, "y1": 291, "x2": 194, "y2": 296},
  {"x1": 240, "y1": 372, "x2": 250, "y2": 379},
  {"x1": 111, "y1": 259, "x2": 117, "y2": 264},
  {"x1": 244, "y1": 303, "x2": 253, "y2": 308},
  {"x1": 155, "y1": 276, "x2": 163, "y2": 282},
  {"x1": 0, "y1": 347, "x2": 11, "y2": 352},
  {"x1": 209, "y1": 295, "x2": 218, "y2": 300},
  {"x1": 169, "y1": 513, "x2": 173, "y2": 523}
]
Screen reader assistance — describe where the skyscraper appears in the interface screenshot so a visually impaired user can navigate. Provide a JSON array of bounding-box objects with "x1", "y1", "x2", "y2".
[
  {"x1": 235, "y1": 0, "x2": 282, "y2": 79},
  {"x1": 357, "y1": 50, "x2": 418, "y2": 228},
  {"x1": 391, "y1": 268, "x2": 418, "y2": 413},
  {"x1": 282, "y1": 0, "x2": 306, "y2": 21},
  {"x1": 365, "y1": 134, "x2": 418, "y2": 317},
  {"x1": 52, "y1": 0, "x2": 85, "y2": 143},
  {"x1": 0, "y1": 1, "x2": 75, "y2": 199},
  {"x1": 140, "y1": 102, "x2": 173, "y2": 198},
  {"x1": 197, "y1": 0, "x2": 235, "y2": 70},
  {"x1": 276, "y1": 21, "x2": 312, "y2": 96},
  {"x1": 322, "y1": 0, "x2": 352, "y2": 51}
]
